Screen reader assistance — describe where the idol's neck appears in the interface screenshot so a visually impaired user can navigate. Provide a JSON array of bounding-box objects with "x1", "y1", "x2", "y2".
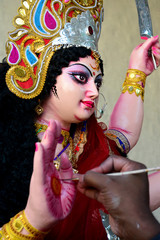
[{"x1": 37, "y1": 112, "x2": 71, "y2": 131}]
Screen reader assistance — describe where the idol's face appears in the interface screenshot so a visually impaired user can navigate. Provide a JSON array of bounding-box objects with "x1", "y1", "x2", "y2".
[{"x1": 43, "y1": 56, "x2": 103, "y2": 128}]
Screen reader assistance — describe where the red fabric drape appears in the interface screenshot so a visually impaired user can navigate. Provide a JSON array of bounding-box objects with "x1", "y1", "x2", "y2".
[{"x1": 46, "y1": 115, "x2": 122, "y2": 240}]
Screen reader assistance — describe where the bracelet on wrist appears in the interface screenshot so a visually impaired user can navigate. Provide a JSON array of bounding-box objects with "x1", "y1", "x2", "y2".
[
  {"x1": 1, "y1": 210, "x2": 49, "y2": 240},
  {"x1": 122, "y1": 69, "x2": 147, "y2": 101},
  {"x1": 126, "y1": 69, "x2": 146, "y2": 84}
]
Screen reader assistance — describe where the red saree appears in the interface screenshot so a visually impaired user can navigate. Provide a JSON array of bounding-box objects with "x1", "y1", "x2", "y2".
[{"x1": 46, "y1": 115, "x2": 122, "y2": 240}]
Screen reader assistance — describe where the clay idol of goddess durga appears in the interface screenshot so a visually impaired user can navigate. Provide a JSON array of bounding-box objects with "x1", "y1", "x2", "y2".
[{"x1": 0, "y1": 0, "x2": 160, "y2": 239}]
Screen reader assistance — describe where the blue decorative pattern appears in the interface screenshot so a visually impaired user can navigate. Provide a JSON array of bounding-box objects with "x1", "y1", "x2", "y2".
[
  {"x1": 105, "y1": 129, "x2": 130, "y2": 154},
  {"x1": 33, "y1": 0, "x2": 47, "y2": 34},
  {"x1": 26, "y1": 46, "x2": 38, "y2": 66}
]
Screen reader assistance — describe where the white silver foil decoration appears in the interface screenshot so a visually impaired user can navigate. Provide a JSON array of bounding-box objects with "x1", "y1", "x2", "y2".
[
  {"x1": 135, "y1": 0, "x2": 157, "y2": 69},
  {"x1": 52, "y1": 10, "x2": 102, "y2": 53},
  {"x1": 135, "y1": 0, "x2": 153, "y2": 38}
]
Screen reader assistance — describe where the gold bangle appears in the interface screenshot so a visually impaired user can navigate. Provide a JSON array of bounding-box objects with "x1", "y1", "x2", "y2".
[
  {"x1": 122, "y1": 69, "x2": 146, "y2": 101},
  {"x1": 1, "y1": 210, "x2": 49, "y2": 240},
  {"x1": 126, "y1": 69, "x2": 146, "y2": 85},
  {"x1": 2, "y1": 222, "x2": 35, "y2": 240},
  {"x1": 0, "y1": 229, "x2": 3, "y2": 240},
  {"x1": 21, "y1": 211, "x2": 48, "y2": 238},
  {"x1": 122, "y1": 83, "x2": 144, "y2": 101}
]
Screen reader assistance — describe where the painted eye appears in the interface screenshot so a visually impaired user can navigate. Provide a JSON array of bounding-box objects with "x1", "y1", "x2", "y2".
[
  {"x1": 95, "y1": 79, "x2": 102, "y2": 90},
  {"x1": 75, "y1": 75, "x2": 86, "y2": 82},
  {"x1": 71, "y1": 73, "x2": 87, "y2": 83}
]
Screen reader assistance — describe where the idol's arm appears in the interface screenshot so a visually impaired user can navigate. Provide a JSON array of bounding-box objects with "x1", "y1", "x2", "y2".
[
  {"x1": 109, "y1": 92, "x2": 143, "y2": 149},
  {"x1": 109, "y1": 36, "x2": 160, "y2": 149}
]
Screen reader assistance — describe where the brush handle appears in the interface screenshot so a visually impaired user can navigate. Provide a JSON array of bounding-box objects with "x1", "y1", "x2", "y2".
[
  {"x1": 60, "y1": 167, "x2": 160, "y2": 181},
  {"x1": 107, "y1": 167, "x2": 160, "y2": 176}
]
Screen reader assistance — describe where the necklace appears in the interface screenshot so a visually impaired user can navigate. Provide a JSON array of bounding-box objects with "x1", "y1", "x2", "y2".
[
  {"x1": 34, "y1": 121, "x2": 87, "y2": 173},
  {"x1": 35, "y1": 122, "x2": 48, "y2": 135},
  {"x1": 35, "y1": 122, "x2": 72, "y2": 148},
  {"x1": 61, "y1": 129, "x2": 72, "y2": 148}
]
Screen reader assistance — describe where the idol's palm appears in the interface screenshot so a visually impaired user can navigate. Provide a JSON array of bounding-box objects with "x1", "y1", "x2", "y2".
[{"x1": 25, "y1": 120, "x2": 76, "y2": 231}]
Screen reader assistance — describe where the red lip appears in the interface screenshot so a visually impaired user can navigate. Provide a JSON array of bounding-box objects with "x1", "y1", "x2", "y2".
[{"x1": 81, "y1": 101, "x2": 94, "y2": 108}]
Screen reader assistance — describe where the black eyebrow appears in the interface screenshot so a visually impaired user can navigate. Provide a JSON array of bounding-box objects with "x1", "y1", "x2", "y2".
[{"x1": 69, "y1": 63, "x2": 93, "y2": 77}]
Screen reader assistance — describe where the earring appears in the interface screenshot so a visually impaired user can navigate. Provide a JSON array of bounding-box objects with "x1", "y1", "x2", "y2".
[
  {"x1": 35, "y1": 100, "x2": 43, "y2": 115},
  {"x1": 95, "y1": 93, "x2": 107, "y2": 119}
]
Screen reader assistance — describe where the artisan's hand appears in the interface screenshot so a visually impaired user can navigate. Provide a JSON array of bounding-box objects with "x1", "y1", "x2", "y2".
[
  {"x1": 77, "y1": 155, "x2": 160, "y2": 240},
  {"x1": 128, "y1": 35, "x2": 160, "y2": 75},
  {"x1": 25, "y1": 120, "x2": 76, "y2": 232}
]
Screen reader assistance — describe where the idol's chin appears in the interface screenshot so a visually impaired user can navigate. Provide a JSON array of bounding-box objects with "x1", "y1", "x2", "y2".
[{"x1": 73, "y1": 113, "x2": 93, "y2": 123}]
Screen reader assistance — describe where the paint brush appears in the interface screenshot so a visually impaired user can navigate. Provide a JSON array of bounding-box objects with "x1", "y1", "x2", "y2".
[{"x1": 59, "y1": 166, "x2": 160, "y2": 181}]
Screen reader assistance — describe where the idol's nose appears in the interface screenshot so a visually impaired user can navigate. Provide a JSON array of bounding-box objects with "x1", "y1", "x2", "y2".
[{"x1": 85, "y1": 80, "x2": 99, "y2": 100}]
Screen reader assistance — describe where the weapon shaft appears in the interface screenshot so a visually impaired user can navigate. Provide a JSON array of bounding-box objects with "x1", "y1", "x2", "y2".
[
  {"x1": 135, "y1": 0, "x2": 157, "y2": 69},
  {"x1": 135, "y1": 0, "x2": 153, "y2": 38}
]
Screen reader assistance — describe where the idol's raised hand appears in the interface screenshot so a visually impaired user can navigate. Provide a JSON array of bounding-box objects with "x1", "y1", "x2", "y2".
[
  {"x1": 25, "y1": 120, "x2": 76, "y2": 232},
  {"x1": 109, "y1": 36, "x2": 160, "y2": 150},
  {"x1": 128, "y1": 35, "x2": 160, "y2": 75}
]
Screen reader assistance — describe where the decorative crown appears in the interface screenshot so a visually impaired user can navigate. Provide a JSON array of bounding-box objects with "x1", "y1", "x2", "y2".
[{"x1": 5, "y1": 0, "x2": 103, "y2": 99}]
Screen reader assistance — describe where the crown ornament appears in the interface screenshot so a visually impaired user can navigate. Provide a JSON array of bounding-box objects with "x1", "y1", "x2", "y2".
[{"x1": 5, "y1": 0, "x2": 103, "y2": 99}]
